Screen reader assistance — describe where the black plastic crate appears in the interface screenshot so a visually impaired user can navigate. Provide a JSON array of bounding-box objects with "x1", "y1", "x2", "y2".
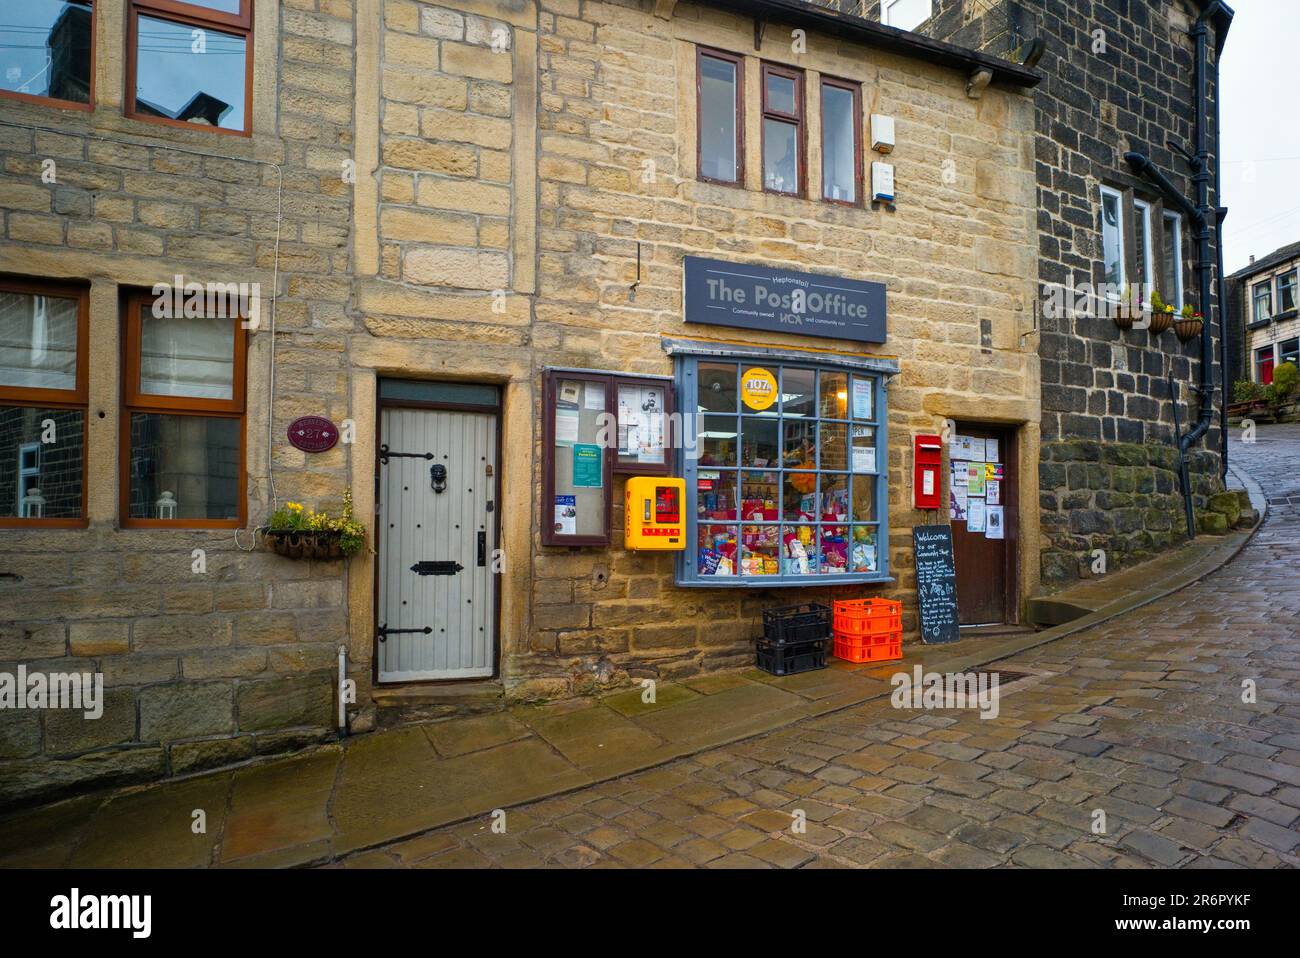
[
  {"x1": 755, "y1": 637, "x2": 828, "y2": 676},
  {"x1": 762, "y1": 603, "x2": 831, "y2": 646}
]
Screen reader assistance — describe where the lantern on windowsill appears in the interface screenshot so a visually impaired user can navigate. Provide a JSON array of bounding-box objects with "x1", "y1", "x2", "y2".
[
  {"x1": 155, "y1": 491, "x2": 178, "y2": 520},
  {"x1": 20, "y1": 487, "x2": 45, "y2": 519}
]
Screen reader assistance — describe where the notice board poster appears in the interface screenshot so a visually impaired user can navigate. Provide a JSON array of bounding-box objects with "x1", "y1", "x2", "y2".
[{"x1": 913, "y1": 525, "x2": 960, "y2": 644}]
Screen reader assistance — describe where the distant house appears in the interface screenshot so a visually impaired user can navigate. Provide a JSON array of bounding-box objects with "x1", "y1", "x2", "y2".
[
  {"x1": 1227, "y1": 242, "x2": 1300, "y2": 385},
  {"x1": 134, "y1": 92, "x2": 233, "y2": 127}
]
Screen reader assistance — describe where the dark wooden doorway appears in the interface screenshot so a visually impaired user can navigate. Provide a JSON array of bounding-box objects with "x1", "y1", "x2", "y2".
[{"x1": 950, "y1": 423, "x2": 1018, "y2": 625}]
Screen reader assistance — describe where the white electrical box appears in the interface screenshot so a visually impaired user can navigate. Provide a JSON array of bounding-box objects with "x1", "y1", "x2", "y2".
[
  {"x1": 871, "y1": 114, "x2": 895, "y2": 153},
  {"x1": 871, "y1": 162, "x2": 895, "y2": 203}
]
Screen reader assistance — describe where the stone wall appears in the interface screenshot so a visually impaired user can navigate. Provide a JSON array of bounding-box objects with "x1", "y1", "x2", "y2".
[
  {"x1": 0, "y1": 0, "x2": 356, "y2": 809},
  {"x1": 928, "y1": 0, "x2": 1229, "y2": 584}
]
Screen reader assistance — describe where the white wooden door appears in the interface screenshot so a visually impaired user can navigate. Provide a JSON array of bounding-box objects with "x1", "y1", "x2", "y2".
[{"x1": 377, "y1": 407, "x2": 496, "y2": 681}]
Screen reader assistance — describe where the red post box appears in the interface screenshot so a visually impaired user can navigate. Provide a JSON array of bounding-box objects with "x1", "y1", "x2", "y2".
[{"x1": 914, "y1": 434, "x2": 943, "y2": 510}]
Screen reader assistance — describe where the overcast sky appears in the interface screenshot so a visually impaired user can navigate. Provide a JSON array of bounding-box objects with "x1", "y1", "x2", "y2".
[{"x1": 1220, "y1": 0, "x2": 1299, "y2": 273}]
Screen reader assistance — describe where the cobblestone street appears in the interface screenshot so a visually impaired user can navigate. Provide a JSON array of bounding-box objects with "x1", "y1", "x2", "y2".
[{"x1": 341, "y1": 425, "x2": 1300, "y2": 869}]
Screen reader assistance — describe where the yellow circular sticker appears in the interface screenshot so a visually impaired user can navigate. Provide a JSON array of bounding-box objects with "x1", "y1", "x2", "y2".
[{"x1": 740, "y1": 367, "x2": 778, "y2": 411}]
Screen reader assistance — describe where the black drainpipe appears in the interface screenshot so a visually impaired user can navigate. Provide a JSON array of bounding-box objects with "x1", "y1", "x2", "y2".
[
  {"x1": 1212, "y1": 24, "x2": 1230, "y2": 483},
  {"x1": 1123, "y1": 1, "x2": 1223, "y2": 540}
]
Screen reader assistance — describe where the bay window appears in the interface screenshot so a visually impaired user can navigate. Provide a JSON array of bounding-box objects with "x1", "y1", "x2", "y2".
[
  {"x1": 122, "y1": 291, "x2": 246, "y2": 527},
  {"x1": 678, "y1": 357, "x2": 889, "y2": 586},
  {"x1": 0, "y1": 279, "x2": 88, "y2": 526}
]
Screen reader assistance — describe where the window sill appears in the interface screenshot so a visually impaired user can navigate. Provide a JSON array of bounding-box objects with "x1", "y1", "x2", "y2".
[
  {"x1": 674, "y1": 573, "x2": 896, "y2": 588},
  {"x1": 1247, "y1": 318, "x2": 1273, "y2": 330}
]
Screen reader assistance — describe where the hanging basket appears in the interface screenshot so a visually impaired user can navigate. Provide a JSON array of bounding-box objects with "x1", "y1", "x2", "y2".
[
  {"x1": 263, "y1": 529, "x2": 346, "y2": 559},
  {"x1": 1148, "y1": 310, "x2": 1175, "y2": 335},
  {"x1": 1173, "y1": 318, "x2": 1204, "y2": 343},
  {"x1": 1113, "y1": 311, "x2": 1136, "y2": 331}
]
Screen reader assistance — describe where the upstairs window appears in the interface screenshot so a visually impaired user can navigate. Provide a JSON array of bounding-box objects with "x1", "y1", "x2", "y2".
[
  {"x1": 1277, "y1": 271, "x2": 1297, "y2": 315},
  {"x1": 820, "y1": 77, "x2": 861, "y2": 206},
  {"x1": 0, "y1": 279, "x2": 88, "y2": 526},
  {"x1": 1099, "y1": 186, "x2": 1125, "y2": 293},
  {"x1": 697, "y1": 48, "x2": 743, "y2": 186},
  {"x1": 0, "y1": 1, "x2": 94, "y2": 110},
  {"x1": 1253, "y1": 281, "x2": 1273, "y2": 323},
  {"x1": 1133, "y1": 199, "x2": 1154, "y2": 291},
  {"x1": 761, "y1": 63, "x2": 804, "y2": 197},
  {"x1": 1162, "y1": 212, "x2": 1184, "y2": 309},
  {"x1": 126, "y1": 1, "x2": 252, "y2": 135},
  {"x1": 882, "y1": 0, "x2": 933, "y2": 32}
]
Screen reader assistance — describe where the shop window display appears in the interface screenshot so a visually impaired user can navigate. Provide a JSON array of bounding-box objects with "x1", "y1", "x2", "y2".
[{"x1": 681, "y1": 359, "x2": 887, "y2": 585}]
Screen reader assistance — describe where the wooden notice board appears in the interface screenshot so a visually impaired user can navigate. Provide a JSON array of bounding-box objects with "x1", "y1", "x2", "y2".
[{"x1": 913, "y1": 524, "x2": 960, "y2": 644}]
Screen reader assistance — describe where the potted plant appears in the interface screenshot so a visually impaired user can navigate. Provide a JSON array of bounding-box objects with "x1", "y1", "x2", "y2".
[
  {"x1": 262, "y1": 489, "x2": 366, "y2": 559},
  {"x1": 1113, "y1": 284, "x2": 1138, "y2": 330},
  {"x1": 1174, "y1": 304, "x2": 1203, "y2": 343},
  {"x1": 1148, "y1": 289, "x2": 1175, "y2": 334},
  {"x1": 1267, "y1": 361, "x2": 1299, "y2": 419}
]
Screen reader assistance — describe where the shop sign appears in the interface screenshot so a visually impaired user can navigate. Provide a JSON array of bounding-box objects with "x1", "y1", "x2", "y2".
[
  {"x1": 683, "y1": 256, "x2": 887, "y2": 344},
  {"x1": 740, "y1": 367, "x2": 778, "y2": 410},
  {"x1": 287, "y1": 416, "x2": 339, "y2": 453}
]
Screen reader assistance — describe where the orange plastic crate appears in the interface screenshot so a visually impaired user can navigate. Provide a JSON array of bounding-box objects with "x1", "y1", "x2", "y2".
[
  {"x1": 833, "y1": 632, "x2": 902, "y2": 664},
  {"x1": 833, "y1": 598, "x2": 903, "y2": 637}
]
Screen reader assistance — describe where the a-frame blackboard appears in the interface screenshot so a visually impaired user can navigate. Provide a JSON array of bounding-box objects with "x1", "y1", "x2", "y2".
[{"x1": 913, "y1": 525, "x2": 960, "y2": 644}]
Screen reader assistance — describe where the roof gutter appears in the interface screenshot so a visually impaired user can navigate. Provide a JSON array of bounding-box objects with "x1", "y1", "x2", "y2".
[{"x1": 698, "y1": 0, "x2": 1040, "y2": 90}]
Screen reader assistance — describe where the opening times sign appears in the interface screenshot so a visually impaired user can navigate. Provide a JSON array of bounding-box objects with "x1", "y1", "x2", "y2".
[{"x1": 683, "y1": 256, "x2": 887, "y2": 344}]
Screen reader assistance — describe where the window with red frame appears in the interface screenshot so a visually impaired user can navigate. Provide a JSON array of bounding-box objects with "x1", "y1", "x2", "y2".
[
  {"x1": 121, "y1": 290, "x2": 247, "y2": 528},
  {"x1": 0, "y1": 278, "x2": 89, "y2": 526},
  {"x1": 0, "y1": 2, "x2": 94, "y2": 110},
  {"x1": 761, "y1": 62, "x2": 804, "y2": 197},
  {"x1": 126, "y1": 1, "x2": 253, "y2": 135}
]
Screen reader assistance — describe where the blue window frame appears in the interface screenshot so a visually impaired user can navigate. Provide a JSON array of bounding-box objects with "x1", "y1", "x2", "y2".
[
  {"x1": 1277, "y1": 271, "x2": 1297, "y2": 315},
  {"x1": 675, "y1": 355, "x2": 890, "y2": 587}
]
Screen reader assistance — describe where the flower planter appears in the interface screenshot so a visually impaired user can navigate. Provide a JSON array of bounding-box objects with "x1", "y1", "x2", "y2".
[
  {"x1": 1113, "y1": 311, "x2": 1136, "y2": 331},
  {"x1": 1174, "y1": 317, "x2": 1203, "y2": 343},
  {"x1": 264, "y1": 529, "x2": 346, "y2": 559},
  {"x1": 1149, "y1": 310, "x2": 1174, "y2": 335}
]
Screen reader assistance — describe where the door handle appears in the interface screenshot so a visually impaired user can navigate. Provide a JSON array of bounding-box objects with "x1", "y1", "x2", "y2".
[{"x1": 477, "y1": 531, "x2": 486, "y2": 567}]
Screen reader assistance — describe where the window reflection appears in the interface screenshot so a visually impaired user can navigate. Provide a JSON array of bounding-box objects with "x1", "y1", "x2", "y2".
[
  {"x1": 133, "y1": 14, "x2": 246, "y2": 131},
  {"x1": 0, "y1": 2, "x2": 92, "y2": 104}
]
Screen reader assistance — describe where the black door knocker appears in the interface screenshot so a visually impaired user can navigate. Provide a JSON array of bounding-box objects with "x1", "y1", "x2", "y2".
[{"x1": 430, "y1": 463, "x2": 448, "y2": 493}]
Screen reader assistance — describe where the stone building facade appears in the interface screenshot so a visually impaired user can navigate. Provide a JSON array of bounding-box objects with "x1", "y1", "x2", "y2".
[
  {"x1": 849, "y1": 0, "x2": 1235, "y2": 582},
  {"x1": 1, "y1": 0, "x2": 1042, "y2": 806},
  {"x1": 1226, "y1": 242, "x2": 1300, "y2": 387}
]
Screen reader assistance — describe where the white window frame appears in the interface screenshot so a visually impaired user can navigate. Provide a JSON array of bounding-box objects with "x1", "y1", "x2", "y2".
[
  {"x1": 1276, "y1": 270, "x2": 1297, "y2": 315},
  {"x1": 1162, "y1": 211, "x2": 1184, "y2": 309},
  {"x1": 882, "y1": 0, "x2": 933, "y2": 32},
  {"x1": 1133, "y1": 199, "x2": 1154, "y2": 292},
  {"x1": 1253, "y1": 281, "x2": 1273, "y2": 323},
  {"x1": 1099, "y1": 185, "x2": 1126, "y2": 299}
]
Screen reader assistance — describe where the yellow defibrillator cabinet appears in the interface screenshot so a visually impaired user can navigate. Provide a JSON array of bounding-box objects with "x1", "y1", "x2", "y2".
[{"x1": 624, "y1": 477, "x2": 687, "y2": 550}]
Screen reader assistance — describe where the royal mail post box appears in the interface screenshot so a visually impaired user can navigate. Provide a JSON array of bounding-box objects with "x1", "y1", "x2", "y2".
[
  {"x1": 625, "y1": 477, "x2": 686, "y2": 550},
  {"x1": 914, "y1": 435, "x2": 943, "y2": 510}
]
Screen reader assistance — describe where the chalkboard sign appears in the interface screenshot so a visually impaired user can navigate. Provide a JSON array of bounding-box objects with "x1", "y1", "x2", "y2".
[{"x1": 913, "y1": 525, "x2": 960, "y2": 644}]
